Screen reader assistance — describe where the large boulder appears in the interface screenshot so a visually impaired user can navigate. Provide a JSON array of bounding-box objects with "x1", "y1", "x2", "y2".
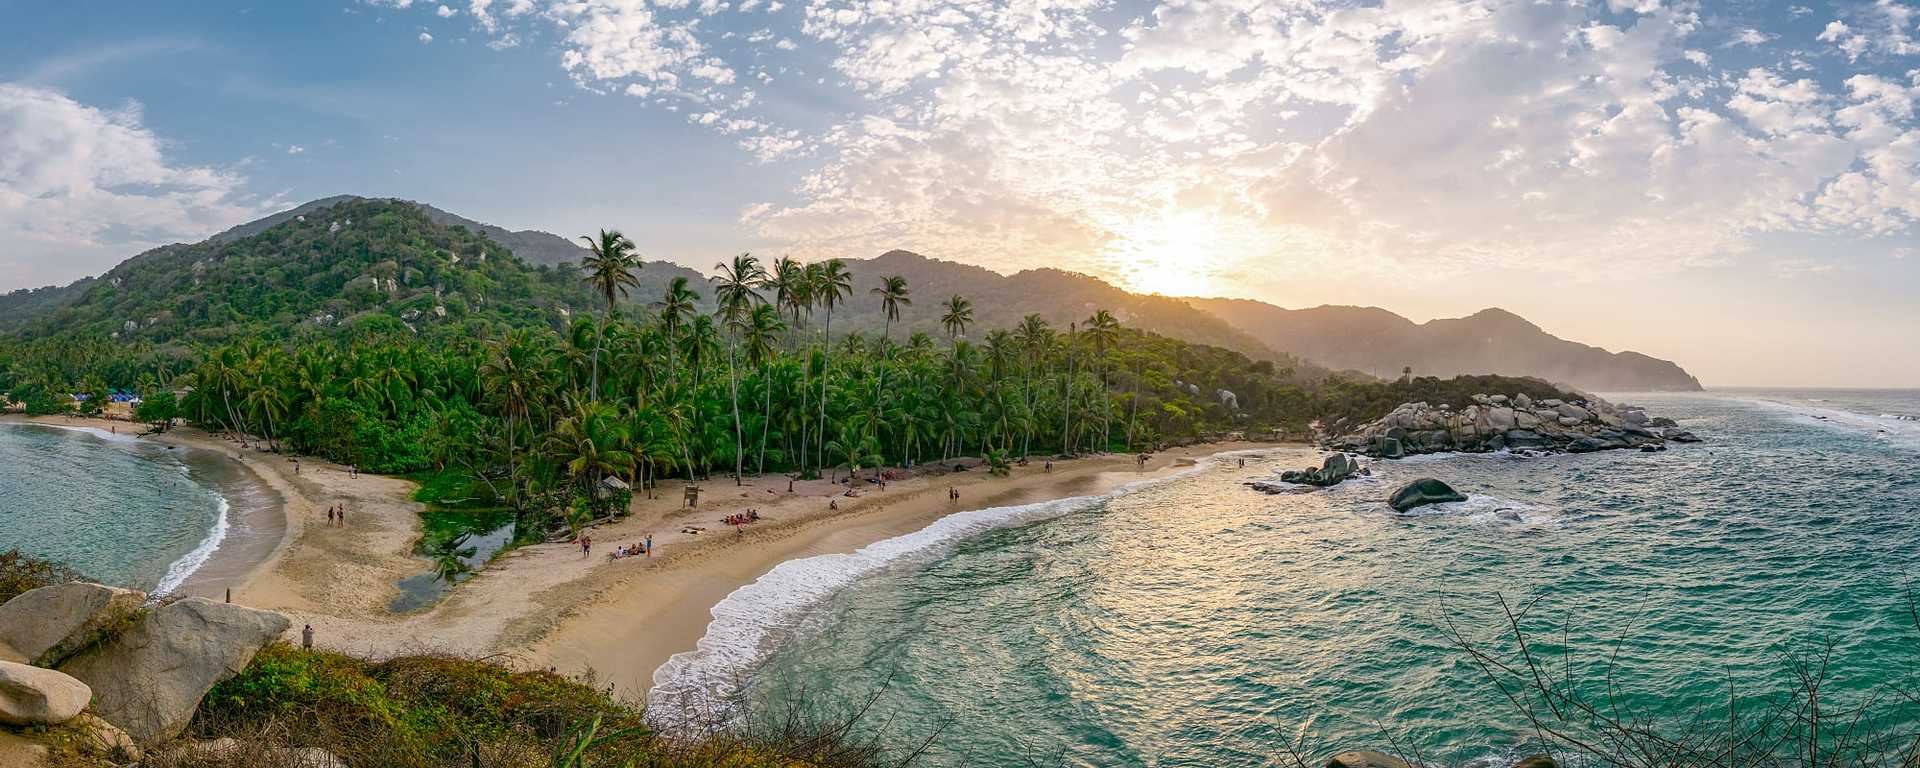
[
  {"x1": 0, "y1": 582, "x2": 147, "y2": 668},
  {"x1": 1328, "y1": 751, "x2": 1413, "y2": 768},
  {"x1": 1389, "y1": 478, "x2": 1468, "y2": 512},
  {"x1": 60, "y1": 598, "x2": 289, "y2": 745},
  {"x1": 0, "y1": 660, "x2": 90, "y2": 726}
]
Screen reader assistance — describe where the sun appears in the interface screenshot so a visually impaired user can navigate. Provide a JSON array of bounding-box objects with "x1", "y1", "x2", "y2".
[{"x1": 1103, "y1": 209, "x2": 1235, "y2": 298}]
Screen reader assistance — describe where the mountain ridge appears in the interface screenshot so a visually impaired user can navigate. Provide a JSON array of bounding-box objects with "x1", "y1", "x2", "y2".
[{"x1": 1188, "y1": 297, "x2": 1703, "y2": 392}]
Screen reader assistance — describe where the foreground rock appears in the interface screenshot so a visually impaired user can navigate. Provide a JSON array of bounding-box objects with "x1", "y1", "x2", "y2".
[
  {"x1": 0, "y1": 660, "x2": 90, "y2": 726},
  {"x1": 1329, "y1": 393, "x2": 1696, "y2": 458},
  {"x1": 1249, "y1": 453, "x2": 1368, "y2": 492},
  {"x1": 1389, "y1": 478, "x2": 1468, "y2": 512},
  {"x1": 0, "y1": 582, "x2": 147, "y2": 668},
  {"x1": 60, "y1": 597, "x2": 289, "y2": 745}
]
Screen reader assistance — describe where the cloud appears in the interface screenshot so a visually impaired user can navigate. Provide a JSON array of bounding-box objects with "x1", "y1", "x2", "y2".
[
  {"x1": 418, "y1": 31, "x2": 434, "y2": 44},
  {"x1": 437, "y1": 4, "x2": 456, "y2": 17},
  {"x1": 287, "y1": 144, "x2": 306, "y2": 155},
  {"x1": 423, "y1": 0, "x2": 1920, "y2": 290},
  {"x1": 0, "y1": 83, "x2": 265, "y2": 288}
]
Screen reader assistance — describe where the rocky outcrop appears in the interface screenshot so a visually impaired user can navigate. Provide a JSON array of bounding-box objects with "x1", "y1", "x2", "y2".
[
  {"x1": 0, "y1": 661, "x2": 90, "y2": 726},
  {"x1": 1249, "y1": 453, "x2": 1369, "y2": 492},
  {"x1": 1329, "y1": 393, "x2": 1697, "y2": 458},
  {"x1": 0, "y1": 582, "x2": 146, "y2": 667},
  {"x1": 1389, "y1": 478, "x2": 1468, "y2": 512},
  {"x1": 60, "y1": 597, "x2": 289, "y2": 745}
]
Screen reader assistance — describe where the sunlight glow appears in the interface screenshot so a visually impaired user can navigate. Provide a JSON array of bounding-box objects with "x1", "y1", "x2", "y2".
[{"x1": 1102, "y1": 209, "x2": 1245, "y2": 298}]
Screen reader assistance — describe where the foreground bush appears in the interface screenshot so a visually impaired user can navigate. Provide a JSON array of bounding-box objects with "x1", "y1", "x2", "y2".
[
  {"x1": 0, "y1": 548, "x2": 85, "y2": 604},
  {"x1": 180, "y1": 644, "x2": 900, "y2": 768}
]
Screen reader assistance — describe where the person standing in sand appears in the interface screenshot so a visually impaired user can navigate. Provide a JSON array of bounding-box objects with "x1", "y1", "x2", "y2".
[
  {"x1": 338, "y1": 505, "x2": 347, "y2": 527},
  {"x1": 644, "y1": 534, "x2": 652, "y2": 556}
]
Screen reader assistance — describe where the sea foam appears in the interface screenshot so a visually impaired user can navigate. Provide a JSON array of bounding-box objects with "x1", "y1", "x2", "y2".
[
  {"x1": 153, "y1": 493, "x2": 230, "y2": 598},
  {"x1": 646, "y1": 451, "x2": 1249, "y2": 726}
]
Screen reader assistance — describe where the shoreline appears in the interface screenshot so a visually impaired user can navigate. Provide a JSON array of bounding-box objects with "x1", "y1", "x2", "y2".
[
  {"x1": 0, "y1": 414, "x2": 1294, "y2": 704},
  {"x1": 0, "y1": 414, "x2": 290, "y2": 600}
]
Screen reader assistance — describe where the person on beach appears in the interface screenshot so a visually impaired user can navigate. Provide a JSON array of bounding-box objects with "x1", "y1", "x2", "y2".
[
  {"x1": 580, "y1": 535, "x2": 592, "y2": 557},
  {"x1": 302, "y1": 624, "x2": 314, "y2": 650},
  {"x1": 326, "y1": 506, "x2": 335, "y2": 526},
  {"x1": 829, "y1": 499, "x2": 839, "y2": 511},
  {"x1": 338, "y1": 505, "x2": 346, "y2": 527},
  {"x1": 644, "y1": 534, "x2": 653, "y2": 556}
]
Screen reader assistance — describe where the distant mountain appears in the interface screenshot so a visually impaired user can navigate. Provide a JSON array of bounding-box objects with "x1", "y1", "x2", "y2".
[
  {"x1": 1188, "y1": 299, "x2": 1703, "y2": 392},
  {"x1": 815, "y1": 250, "x2": 1327, "y2": 378}
]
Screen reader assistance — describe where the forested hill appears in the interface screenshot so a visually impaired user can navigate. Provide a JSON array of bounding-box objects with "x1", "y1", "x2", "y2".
[
  {"x1": 4, "y1": 198, "x2": 602, "y2": 346},
  {"x1": 0, "y1": 196, "x2": 712, "y2": 337},
  {"x1": 1189, "y1": 299, "x2": 1703, "y2": 392}
]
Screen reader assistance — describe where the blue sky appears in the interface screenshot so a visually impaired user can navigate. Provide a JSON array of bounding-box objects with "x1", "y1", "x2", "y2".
[{"x1": 2, "y1": 0, "x2": 1918, "y2": 386}]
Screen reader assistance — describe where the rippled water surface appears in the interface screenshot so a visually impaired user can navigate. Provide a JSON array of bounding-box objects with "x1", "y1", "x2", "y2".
[
  {"x1": 0, "y1": 423, "x2": 237, "y2": 593},
  {"x1": 706, "y1": 391, "x2": 1920, "y2": 766}
]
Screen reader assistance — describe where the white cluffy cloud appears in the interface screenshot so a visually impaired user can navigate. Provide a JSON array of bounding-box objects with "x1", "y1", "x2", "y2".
[
  {"x1": 0, "y1": 83, "x2": 264, "y2": 288},
  {"x1": 416, "y1": 0, "x2": 1920, "y2": 293}
]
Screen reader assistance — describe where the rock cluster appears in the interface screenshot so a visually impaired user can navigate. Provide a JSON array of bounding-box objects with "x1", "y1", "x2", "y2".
[
  {"x1": 1329, "y1": 392, "x2": 1699, "y2": 458},
  {"x1": 1248, "y1": 453, "x2": 1368, "y2": 492},
  {"x1": 0, "y1": 583, "x2": 292, "y2": 764}
]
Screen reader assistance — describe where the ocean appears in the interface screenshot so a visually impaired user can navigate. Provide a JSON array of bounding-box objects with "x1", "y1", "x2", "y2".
[
  {"x1": 652, "y1": 390, "x2": 1920, "y2": 766},
  {"x1": 0, "y1": 422, "x2": 276, "y2": 596}
]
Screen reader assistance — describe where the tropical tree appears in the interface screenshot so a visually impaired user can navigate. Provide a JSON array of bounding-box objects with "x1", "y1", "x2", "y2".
[
  {"x1": 809, "y1": 259, "x2": 853, "y2": 472},
  {"x1": 713, "y1": 253, "x2": 768, "y2": 485},
  {"x1": 577, "y1": 229, "x2": 640, "y2": 401},
  {"x1": 940, "y1": 295, "x2": 973, "y2": 343}
]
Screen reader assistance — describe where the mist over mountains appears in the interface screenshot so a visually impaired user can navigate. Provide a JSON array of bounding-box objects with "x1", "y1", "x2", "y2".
[{"x1": 0, "y1": 196, "x2": 1701, "y2": 392}]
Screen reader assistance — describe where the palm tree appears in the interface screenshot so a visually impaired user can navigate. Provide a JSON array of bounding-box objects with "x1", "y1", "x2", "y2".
[
  {"x1": 771, "y1": 257, "x2": 814, "y2": 473},
  {"x1": 655, "y1": 276, "x2": 700, "y2": 389},
  {"x1": 713, "y1": 253, "x2": 768, "y2": 485},
  {"x1": 743, "y1": 304, "x2": 786, "y2": 474},
  {"x1": 1013, "y1": 314, "x2": 1052, "y2": 457},
  {"x1": 940, "y1": 295, "x2": 973, "y2": 343},
  {"x1": 871, "y1": 275, "x2": 912, "y2": 346},
  {"x1": 577, "y1": 229, "x2": 640, "y2": 401},
  {"x1": 810, "y1": 259, "x2": 853, "y2": 471},
  {"x1": 1084, "y1": 309, "x2": 1120, "y2": 451}
]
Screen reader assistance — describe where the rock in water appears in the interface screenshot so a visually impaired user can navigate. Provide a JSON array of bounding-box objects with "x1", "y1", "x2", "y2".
[
  {"x1": 60, "y1": 597, "x2": 289, "y2": 745},
  {"x1": 0, "y1": 660, "x2": 91, "y2": 726},
  {"x1": 1514, "y1": 755, "x2": 1558, "y2": 768},
  {"x1": 0, "y1": 582, "x2": 147, "y2": 668},
  {"x1": 1389, "y1": 478, "x2": 1468, "y2": 512},
  {"x1": 1327, "y1": 751, "x2": 1414, "y2": 768}
]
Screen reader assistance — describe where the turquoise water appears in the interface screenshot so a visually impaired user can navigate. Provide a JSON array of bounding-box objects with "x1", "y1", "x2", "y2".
[
  {"x1": 0, "y1": 423, "x2": 238, "y2": 594},
  {"x1": 655, "y1": 391, "x2": 1920, "y2": 766}
]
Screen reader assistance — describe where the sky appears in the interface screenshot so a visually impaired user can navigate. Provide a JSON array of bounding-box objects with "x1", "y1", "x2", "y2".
[{"x1": 1, "y1": 0, "x2": 1917, "y2": 387}]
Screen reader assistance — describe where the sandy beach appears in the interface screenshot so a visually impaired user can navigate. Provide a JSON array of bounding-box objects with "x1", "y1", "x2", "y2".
[{"x1": 6, "y1": 414, "x2": 1285, "y2": 702}]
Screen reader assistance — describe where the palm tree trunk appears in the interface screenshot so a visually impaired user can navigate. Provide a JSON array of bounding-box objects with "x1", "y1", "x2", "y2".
[
  {"x1": 758, "y1": 366, "x2": 772, "y2": 475},
  {"x1": 817, "y1": 309, "x2": 832, "y2": 471},
  {"x1": 727, "y1": 339, "x2": 744, "y2": 486}
]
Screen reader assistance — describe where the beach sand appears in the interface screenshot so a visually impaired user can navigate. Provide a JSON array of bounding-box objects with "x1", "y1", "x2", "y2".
[{"x1": 7, "y1": 415, "x2": 1286, "y2": 703}]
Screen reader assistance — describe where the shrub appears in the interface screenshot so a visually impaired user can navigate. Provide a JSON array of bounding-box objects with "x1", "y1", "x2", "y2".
[{"x1": 0, "y1": 548, "x2": 86, "y2": 604}]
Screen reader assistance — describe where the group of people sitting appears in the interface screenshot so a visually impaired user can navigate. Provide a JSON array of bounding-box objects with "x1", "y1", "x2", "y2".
[
  {"x1": 722, "y1": 509, "x2": 762, "y2": 526},
  {"x1": 608, "y1": 537, "x2": 652, "y2": 560}
]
